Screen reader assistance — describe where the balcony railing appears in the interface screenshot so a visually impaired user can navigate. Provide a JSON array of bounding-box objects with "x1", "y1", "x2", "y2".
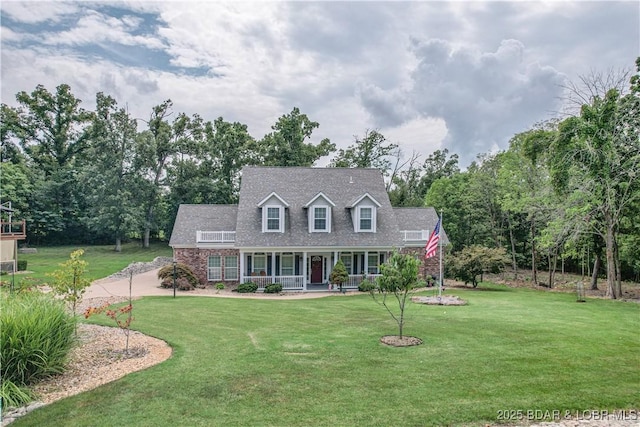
[
  {"x1": 0, "y1": 220, "x2": 26, "y2": 240},
  {"x1": 196, "y1": 230, "x2": 236, "y2": 243},
  {"x1": 401, "y1": 230, "x2": 429, "y2": 241}
]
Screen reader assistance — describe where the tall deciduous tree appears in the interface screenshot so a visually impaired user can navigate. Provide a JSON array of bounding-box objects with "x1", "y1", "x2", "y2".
[
  {"x1": 330, "y1": 129, "x2": 398, "y2": 173},
  {"x1": 497, "y1": 128, "x2": 555, "y2": 285},
  {"x1": 84, "y1": 93, "x2": 140, "y2": 251},
  {"x1": 550, "y1": 59, "x2": 640, "y2": 298},
  {"x1": 7, "y1": 84, "x2": 93, "y2": 243},
  {"x1": 259, "y1": 107, "x2": 335, "y2": 166}
]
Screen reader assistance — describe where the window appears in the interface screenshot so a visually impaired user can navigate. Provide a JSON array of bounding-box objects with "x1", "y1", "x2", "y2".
[
  {"x1": 359, "y1": 207, "x2": 372, "y2": 231},
  {"x1": 313, "y1": 207, "x2": 327, "y2": 231},
  {"x1": 368, "y1": 252, "x2": 379, "y2": 274},
  {"x1": 267, "y1": 207, "x2": 280, "y2": 231},
  {"x1": 225, "y1": 256, "x2": 238, "y2": 280},
  {"x1": 208, "y1": 256, "x2": 222, "y2": 281},
  {"x1": 253, "y1": 254, "x2": 266, "y2": 275},
  {"x1": 340, "y1": 253, "x2": 352, "y2": 275},
  {"x1": 281, "y1": 253, "x2": 294, "y2": 276}
]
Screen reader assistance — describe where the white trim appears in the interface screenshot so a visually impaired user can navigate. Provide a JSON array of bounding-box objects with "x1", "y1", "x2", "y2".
[
  {"x1": 310, "y1": 205, "x2": 331, "y2": 233},
  {"x1": 303, "y1": 192, "x2": 336, "y2": 208},
  {"x1": 347, "y1": 193, "x2": 382, "y2": 208},
  {"x1": 257, "y1": 192, "x2": 289, "y2": 207},
  {"x1": 355, "y1": 205, "x2": 376, "y2": 232},
  {"x1": 263, "y1": 205, "x2": 284, "y2": 232}
]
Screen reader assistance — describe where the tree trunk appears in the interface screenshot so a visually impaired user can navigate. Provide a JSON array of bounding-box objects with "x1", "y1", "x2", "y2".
[
  {"x1": 549, "y1": 250, "x2": 557, "y2": 289},
  {"x1": 143, "y1": 227, "x2": 151, "y2": 249},
  {"x1": 115, "y1": 237, "x2": 122, "y2": 253},
  {"x1": 614, "y1": 236, "x2": 622, "y2": 298},
  {"x1": 590, "y1": 254, "x2": 600, "y2": 290},
  {"x1": 604, "y1": 216, "x2": 617, "y2": 299},
  {"x1": 530, "y1": 220, "x2": 537, "y2": 285},
  {"x1": 507, "y1": 214, "x2": 518, "y2": 280}
]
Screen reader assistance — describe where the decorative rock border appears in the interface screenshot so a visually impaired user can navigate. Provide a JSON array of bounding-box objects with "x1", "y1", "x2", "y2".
[{"x1": 412, "y1": 295, "x2": 468, "y2": 306}]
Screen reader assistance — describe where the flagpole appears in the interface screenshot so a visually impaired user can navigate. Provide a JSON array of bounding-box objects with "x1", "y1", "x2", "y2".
[{"x1": 438, "y1": 209, "x2": 443, "y2": 298}]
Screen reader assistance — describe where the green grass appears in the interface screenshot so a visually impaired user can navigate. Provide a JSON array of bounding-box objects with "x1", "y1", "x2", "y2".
[
  {"x1": 12, "y1": 285, "x2": 639, "y2": 426},
  {"x1": 16, "y1": 242, "x2": 172, "y2": 282}
]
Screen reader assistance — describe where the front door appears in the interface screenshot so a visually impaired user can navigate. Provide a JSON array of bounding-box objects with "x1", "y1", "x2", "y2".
[{"x1": 311, "y1": 256, "x2": 323, "y2": 283}]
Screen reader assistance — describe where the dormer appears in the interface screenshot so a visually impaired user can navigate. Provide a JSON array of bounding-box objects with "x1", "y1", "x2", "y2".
[
  {"x1": 304, "y1": 192, "x2": 336, "y2": 233},
  {"x1": 347, "y1": 193, "x2": 381, "y2": 233},
  {"x1": 257, "y1": 192, "x2": 289, "y2": 233}
]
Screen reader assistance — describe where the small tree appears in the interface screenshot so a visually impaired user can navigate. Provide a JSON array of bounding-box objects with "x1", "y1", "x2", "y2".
[
  {"x1": 329, "y1": 259, "x2": 349, "y2": 293},
  {"x1": 448, "y1": 245, "x2": 509, "y2": 288},
  {"x1": 371, "y1": 251, "x2": 423, "y2": 339},
  {"x1": 49, "y1": 249, "x2": 92, "y2": 333},
  {"x1": 85, "y1": 272, "x2": 134, "y2": 354}
]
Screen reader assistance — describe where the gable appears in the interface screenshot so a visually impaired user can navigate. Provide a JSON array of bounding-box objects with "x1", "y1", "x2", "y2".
[{"x1": 235, "y1": 167, "x2": 402, "y2": 248}]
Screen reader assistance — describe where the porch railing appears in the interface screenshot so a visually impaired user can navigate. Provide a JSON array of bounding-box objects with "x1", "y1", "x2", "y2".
[
  {"x1": 196, "y1": 230, "x2": 236, "y2": 243},
  {"x1": 249, "y1": 275, "x2": 304, "y2": 291},
  {"x1": 401, "y1": 230, "x2": 428, "y2": 241}
]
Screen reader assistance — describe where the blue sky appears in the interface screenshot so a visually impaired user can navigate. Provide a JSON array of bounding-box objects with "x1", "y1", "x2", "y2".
[{"x1": 1, "y1": 1, "x2": 638, "y2": 166}]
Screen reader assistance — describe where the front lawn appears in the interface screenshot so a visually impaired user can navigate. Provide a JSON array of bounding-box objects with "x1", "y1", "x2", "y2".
[
  {"x1": 15, "y1": 242, "x2": 172, "y2": 283},
  {"x1": 12, "y1": 286, "x2": 640, "y2": 426}
]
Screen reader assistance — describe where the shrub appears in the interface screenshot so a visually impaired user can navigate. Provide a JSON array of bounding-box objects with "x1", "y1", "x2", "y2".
[
  {"x1": 237, "y1": 282, "x2": 258, "y2": 293},
  {"x1": 358, "y1": 279, "x2": 376, "y2": 292},
  {"x1": 1, "y1": 292, "x2": 76, "y2": 407},
  {"x1": 215, "y1": 283, "x2": 225, "y2": 290},
  {"x1": 264, "y1": 283, "x2": 283, "y2": 294},
  {"x1": 157, "y1": 263, "x2": 200, "y2": 290},
  {"x1": 17, "y1": 260, "x2": 27, "y2": 271}
]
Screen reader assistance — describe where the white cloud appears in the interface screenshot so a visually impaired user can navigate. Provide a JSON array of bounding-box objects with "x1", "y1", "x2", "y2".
[
  {"x1": 1, "y1": 1, "x2": 78, "y2": 24},
  {"x1": 1, "y1": 1, "x2": 637, "y2": 168}
]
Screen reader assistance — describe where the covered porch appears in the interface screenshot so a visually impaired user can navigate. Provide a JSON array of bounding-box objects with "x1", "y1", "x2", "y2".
[{"x1": 239, "y1": 250, "x2": 385, "y2": 292}]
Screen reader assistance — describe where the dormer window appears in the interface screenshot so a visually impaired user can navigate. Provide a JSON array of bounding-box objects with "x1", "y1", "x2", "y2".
[
  {"x1": 348, "y1": 193, "x2": 381, "y2": 233},
  {"x1": 258, "y1": 192, "x2": 288, "y2": 233},
  {"x1": 304, "y1": 192, "x2": 335, "y2": 233}
]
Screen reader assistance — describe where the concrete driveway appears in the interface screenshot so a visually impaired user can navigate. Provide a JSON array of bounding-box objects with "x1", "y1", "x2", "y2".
[{"x1": 85, "y1": 269, "x2": 169, "y2": 299}]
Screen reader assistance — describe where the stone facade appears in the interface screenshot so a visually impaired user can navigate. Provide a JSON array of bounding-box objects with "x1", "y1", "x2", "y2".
[{"x1": 174, "y1": 248, "x2": 241, "y2": 286}]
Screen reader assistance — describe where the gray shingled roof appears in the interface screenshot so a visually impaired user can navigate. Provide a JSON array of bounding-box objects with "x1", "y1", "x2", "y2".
[
  {"x1": 169, "y1": 204, "x2": 238, "y2": 247},
  {"x1": 169, "y1": 168, "x2": 449, "y2": 249},
  {"x1": 235, "y1": 166, "x2": 402, "y2": 248},
  {"x1": 393, "y1": 207, "x2": 449, "y2": 245}
]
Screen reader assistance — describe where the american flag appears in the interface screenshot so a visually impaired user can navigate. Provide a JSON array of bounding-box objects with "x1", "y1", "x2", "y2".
[{"x1": 425, "y1": 216, "x2": 441, "y2": 259}]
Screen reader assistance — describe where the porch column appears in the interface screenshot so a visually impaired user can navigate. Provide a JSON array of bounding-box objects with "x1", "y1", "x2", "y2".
[
  {"x1": 302, "y1": 251, "x2": 307, "y2": 291},
  {"x1": 333, "y1": 251, "x2": 338, "y2": 266},
  {"x1": 271, "y1": 251, "x2": 276, "y2": 284},
  {"x1": 239, "y1": 251, "x2": 245, "y2": 284},
  {"x1": 364, "y1": 251, "x2": 369, "y2": 276}
]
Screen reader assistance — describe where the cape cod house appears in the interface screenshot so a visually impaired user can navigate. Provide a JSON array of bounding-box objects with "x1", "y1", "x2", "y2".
[{"x1": 169, "y1": 166, "x2": 447, "y2": 291}]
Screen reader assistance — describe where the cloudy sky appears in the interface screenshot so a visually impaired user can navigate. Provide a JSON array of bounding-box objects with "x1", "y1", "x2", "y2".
[{"x1": 1, "y1": 1, "x2": 638, "y2": 167}]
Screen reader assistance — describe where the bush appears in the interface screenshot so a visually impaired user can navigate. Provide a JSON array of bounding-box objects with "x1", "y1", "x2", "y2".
[
  {"x1": 358, "y1": 279, "x2": 377, "y2": 292},
  {"x1": 215, "y1": 283, "x2": 225, "y2": 290},
  {"x1": 1, "y1": 292, "x2": 76, "y2": 408},
  {"x1": 237, "y1": 282, "x2": 258, "y2": 293},
  {"x1": 157, "y1": 263, "x2": 200, "y2": 290},
  {"x1": 17, "y1": 260, "x2": 27, "y2": 271},
  {"x1": 264, "y1": 283, "x2": 282, "y2": 294}
]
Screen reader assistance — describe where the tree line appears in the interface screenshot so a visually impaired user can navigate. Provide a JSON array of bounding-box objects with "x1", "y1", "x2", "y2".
[{"x1": 1, "y1": 58, "x2": 638, "y2": 298}]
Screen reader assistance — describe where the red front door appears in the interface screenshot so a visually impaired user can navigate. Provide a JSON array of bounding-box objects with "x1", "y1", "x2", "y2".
[{"x1": 311, "y1": 256, "x2": 323, "y2": 283}]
